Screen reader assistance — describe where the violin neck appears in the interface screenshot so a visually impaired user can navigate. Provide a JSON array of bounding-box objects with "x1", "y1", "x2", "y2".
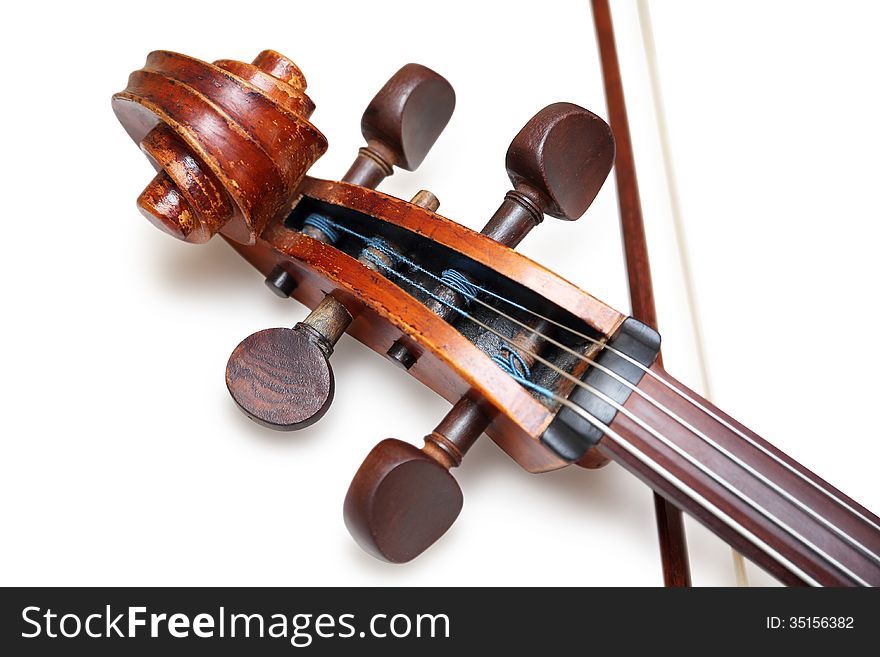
[{"x1": 599, "y1": 363, "x2": 880, "y2": 586}]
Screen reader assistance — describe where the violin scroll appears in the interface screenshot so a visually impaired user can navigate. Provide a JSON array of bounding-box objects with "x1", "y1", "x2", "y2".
[{"x1": 112, "y1": 50, "x2": 326, "y2": 245}]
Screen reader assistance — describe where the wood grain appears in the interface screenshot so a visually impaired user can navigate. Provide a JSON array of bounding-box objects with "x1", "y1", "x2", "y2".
[
  {"x1": 112, "y1": 50, "x2": 326, "y2": 245},
  {"x1": 226, "y1": 177, "x2": 628, "y2": 472},
  {"x1": 604, "y1": 364, "x2": 880, "y2": 586}
]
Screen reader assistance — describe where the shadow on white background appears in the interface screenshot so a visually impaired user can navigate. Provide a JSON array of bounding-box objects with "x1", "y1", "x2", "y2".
[{"x1": 1, "y1": 0, "x2": 876, "y2": 587}]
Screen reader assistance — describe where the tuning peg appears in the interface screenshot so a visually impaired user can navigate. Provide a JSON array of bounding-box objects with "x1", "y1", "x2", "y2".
[
  {"x1": 483, "y1": 101, "x2": 615, "y2": 247},
  {"x1": 229, "y1": 187, "x2": 436, "y2": 431},
  {"x1": 344, "y1": 398, "x2": 484, "y2": 563},
  {"x1": 343, "y1": 64, "x2": 456, "y2": 188},
  {"x1": 353, "y1": 103, "x2": 615, "y2": 560},
  {"x1": 350, "y1": 321, "x2": 549, "y2": 562},
  {"x1": 232, "y1": 185, "x2": 437, "y2": 430},
  {"x1": 226, "y1": 63, "x2": 453, "y2": 429},
  {"x1": 387, "y1": 103, "x2": 614, "y2": 364},
  {"x1": 225, "y1": 294, "x2": 352, "y2": 430}
]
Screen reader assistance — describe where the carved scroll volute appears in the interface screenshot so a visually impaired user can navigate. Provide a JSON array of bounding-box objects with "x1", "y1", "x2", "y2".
[{"x1": 111, "y1": 50, "x2": 327, "y2": 245}]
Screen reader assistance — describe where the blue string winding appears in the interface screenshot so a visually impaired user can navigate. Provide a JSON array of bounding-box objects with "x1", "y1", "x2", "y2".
[
  {"x1": 440, "y1": 269, "x2": 480, "y2": 306},
  {"x1": 303, "y1": 213, "x2": 340, "y2": 244},
  {"x1": 362, "y1": 237, "x2": 405, "y2": 268},
  {"x1": 303, "y1": 214, "x2": 555, "y2": 399},
  {"x1": 491, "y1": 347, "x2": 531, "y2": 379}
]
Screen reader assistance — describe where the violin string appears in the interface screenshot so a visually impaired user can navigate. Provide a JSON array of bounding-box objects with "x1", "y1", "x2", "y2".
[
  {"x1": 319, "y1": 216, "x2": 880, "y2": 540},
  {"x1": 351, "y1": 239, "x2": 866, "y2": 585},
  {"x1": 311, "y1": 217, "x2": 877, "y2": 576},
  {"x1": 352, "y1": 224, "x2": 880, "y2": 540},
  {"x1": 388, "y1": 262, "x2": 880, "y2": 562},
  {"x1": 461, "y1": 283, "x2": 880, "y2": 537},
  {"x1": 530, "y1": 363, "x2": 871, "y2": 586},
  {"x1": 549, "y1": 391, "x2": 822, "y2": 586},
  {"x1": 412, "y1": 272, "x2": 880, "y2": 559}
]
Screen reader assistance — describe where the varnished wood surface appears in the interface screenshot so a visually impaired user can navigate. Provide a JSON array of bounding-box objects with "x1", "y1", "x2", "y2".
[
  {"x1": 226, "y1": 177, "x2": 627, "y2": 473},
  {"x1": 300, "y1": 178, "x2": 625, "y2": 337},
  {"x1": 604, "y1": 363, "x2": 880, "y2": 586},
  {"x1": 226, "y1": 326, "x2": 334, "y2": 430},
  {"x1": 113, "y1": 49, "x2": 624, "y2": 473},
  {"x1": 344, "y1": 437, "x2": 464, "y2": 563},
  {"x1": 112, "y1": 50, "x2": 326, "y2": 245}
]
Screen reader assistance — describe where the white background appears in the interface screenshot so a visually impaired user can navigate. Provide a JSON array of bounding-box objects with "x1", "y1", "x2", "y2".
[{"x1": 1, "y1": 0, "x2": 877, "y2": 586}]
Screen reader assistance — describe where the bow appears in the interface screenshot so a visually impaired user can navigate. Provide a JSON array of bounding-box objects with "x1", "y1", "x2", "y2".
[{"x1": 591, "y1": 0, "x2": 749, "y2": 586}]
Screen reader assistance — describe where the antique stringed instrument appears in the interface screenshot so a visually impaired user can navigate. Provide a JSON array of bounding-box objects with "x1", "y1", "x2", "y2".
[{"x1": 111, "y1": 43, "x2": 880, "y2": 587}]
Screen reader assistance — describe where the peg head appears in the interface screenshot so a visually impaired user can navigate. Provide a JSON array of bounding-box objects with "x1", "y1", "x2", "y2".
[
  {"x1": 361, "y1": 64, "x2": 456, "y2": 171},
  {"x1": 226, "y1": 327, "x2": 334, "y2": 431},
  {"x1": 506, "y1": 102, "x2": 615, "y2": 220},
  {"x1": 344, "y1": 439, "x2": 463, "y2": 563}
]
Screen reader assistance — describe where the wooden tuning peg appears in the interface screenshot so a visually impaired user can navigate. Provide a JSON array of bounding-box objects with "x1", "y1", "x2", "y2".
[
  {"x1": 344, "y1": 398, "x2": 483, "y2": 563},
  {"x1": 387, "y1": 102, "x2": 614, "y2": 359},
  {"x1": 343, "y1": 64, "x2": 455, "y2": 188},
  {"x1": 225, "y1": 294, "x2": 352, "y2": 430},
  {"x1": 225, "y1": 67, "x2": 454, "y2": 430},
  {"x1": 483, "y1": 101, "x2": 615, "y2": 246},
  {"x1": 350, "y1": 103, "x2": 615, "y2": 560},
  {"x1": 348, "y1": 320, "x2": 549, "y2": 563}
]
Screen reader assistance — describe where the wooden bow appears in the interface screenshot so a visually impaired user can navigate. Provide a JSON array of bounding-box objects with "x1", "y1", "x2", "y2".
[{"x1": 591, "y1": 0, "x2": 692, "y2": 586}]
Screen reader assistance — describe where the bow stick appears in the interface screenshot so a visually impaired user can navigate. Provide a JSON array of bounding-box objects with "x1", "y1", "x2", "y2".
[
  {"x1": 633, "y1": 0, "x2": 750, "y2": 585},
  {"x1": 591, "y1": 0, "x2": 691, "y2": 586}
]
